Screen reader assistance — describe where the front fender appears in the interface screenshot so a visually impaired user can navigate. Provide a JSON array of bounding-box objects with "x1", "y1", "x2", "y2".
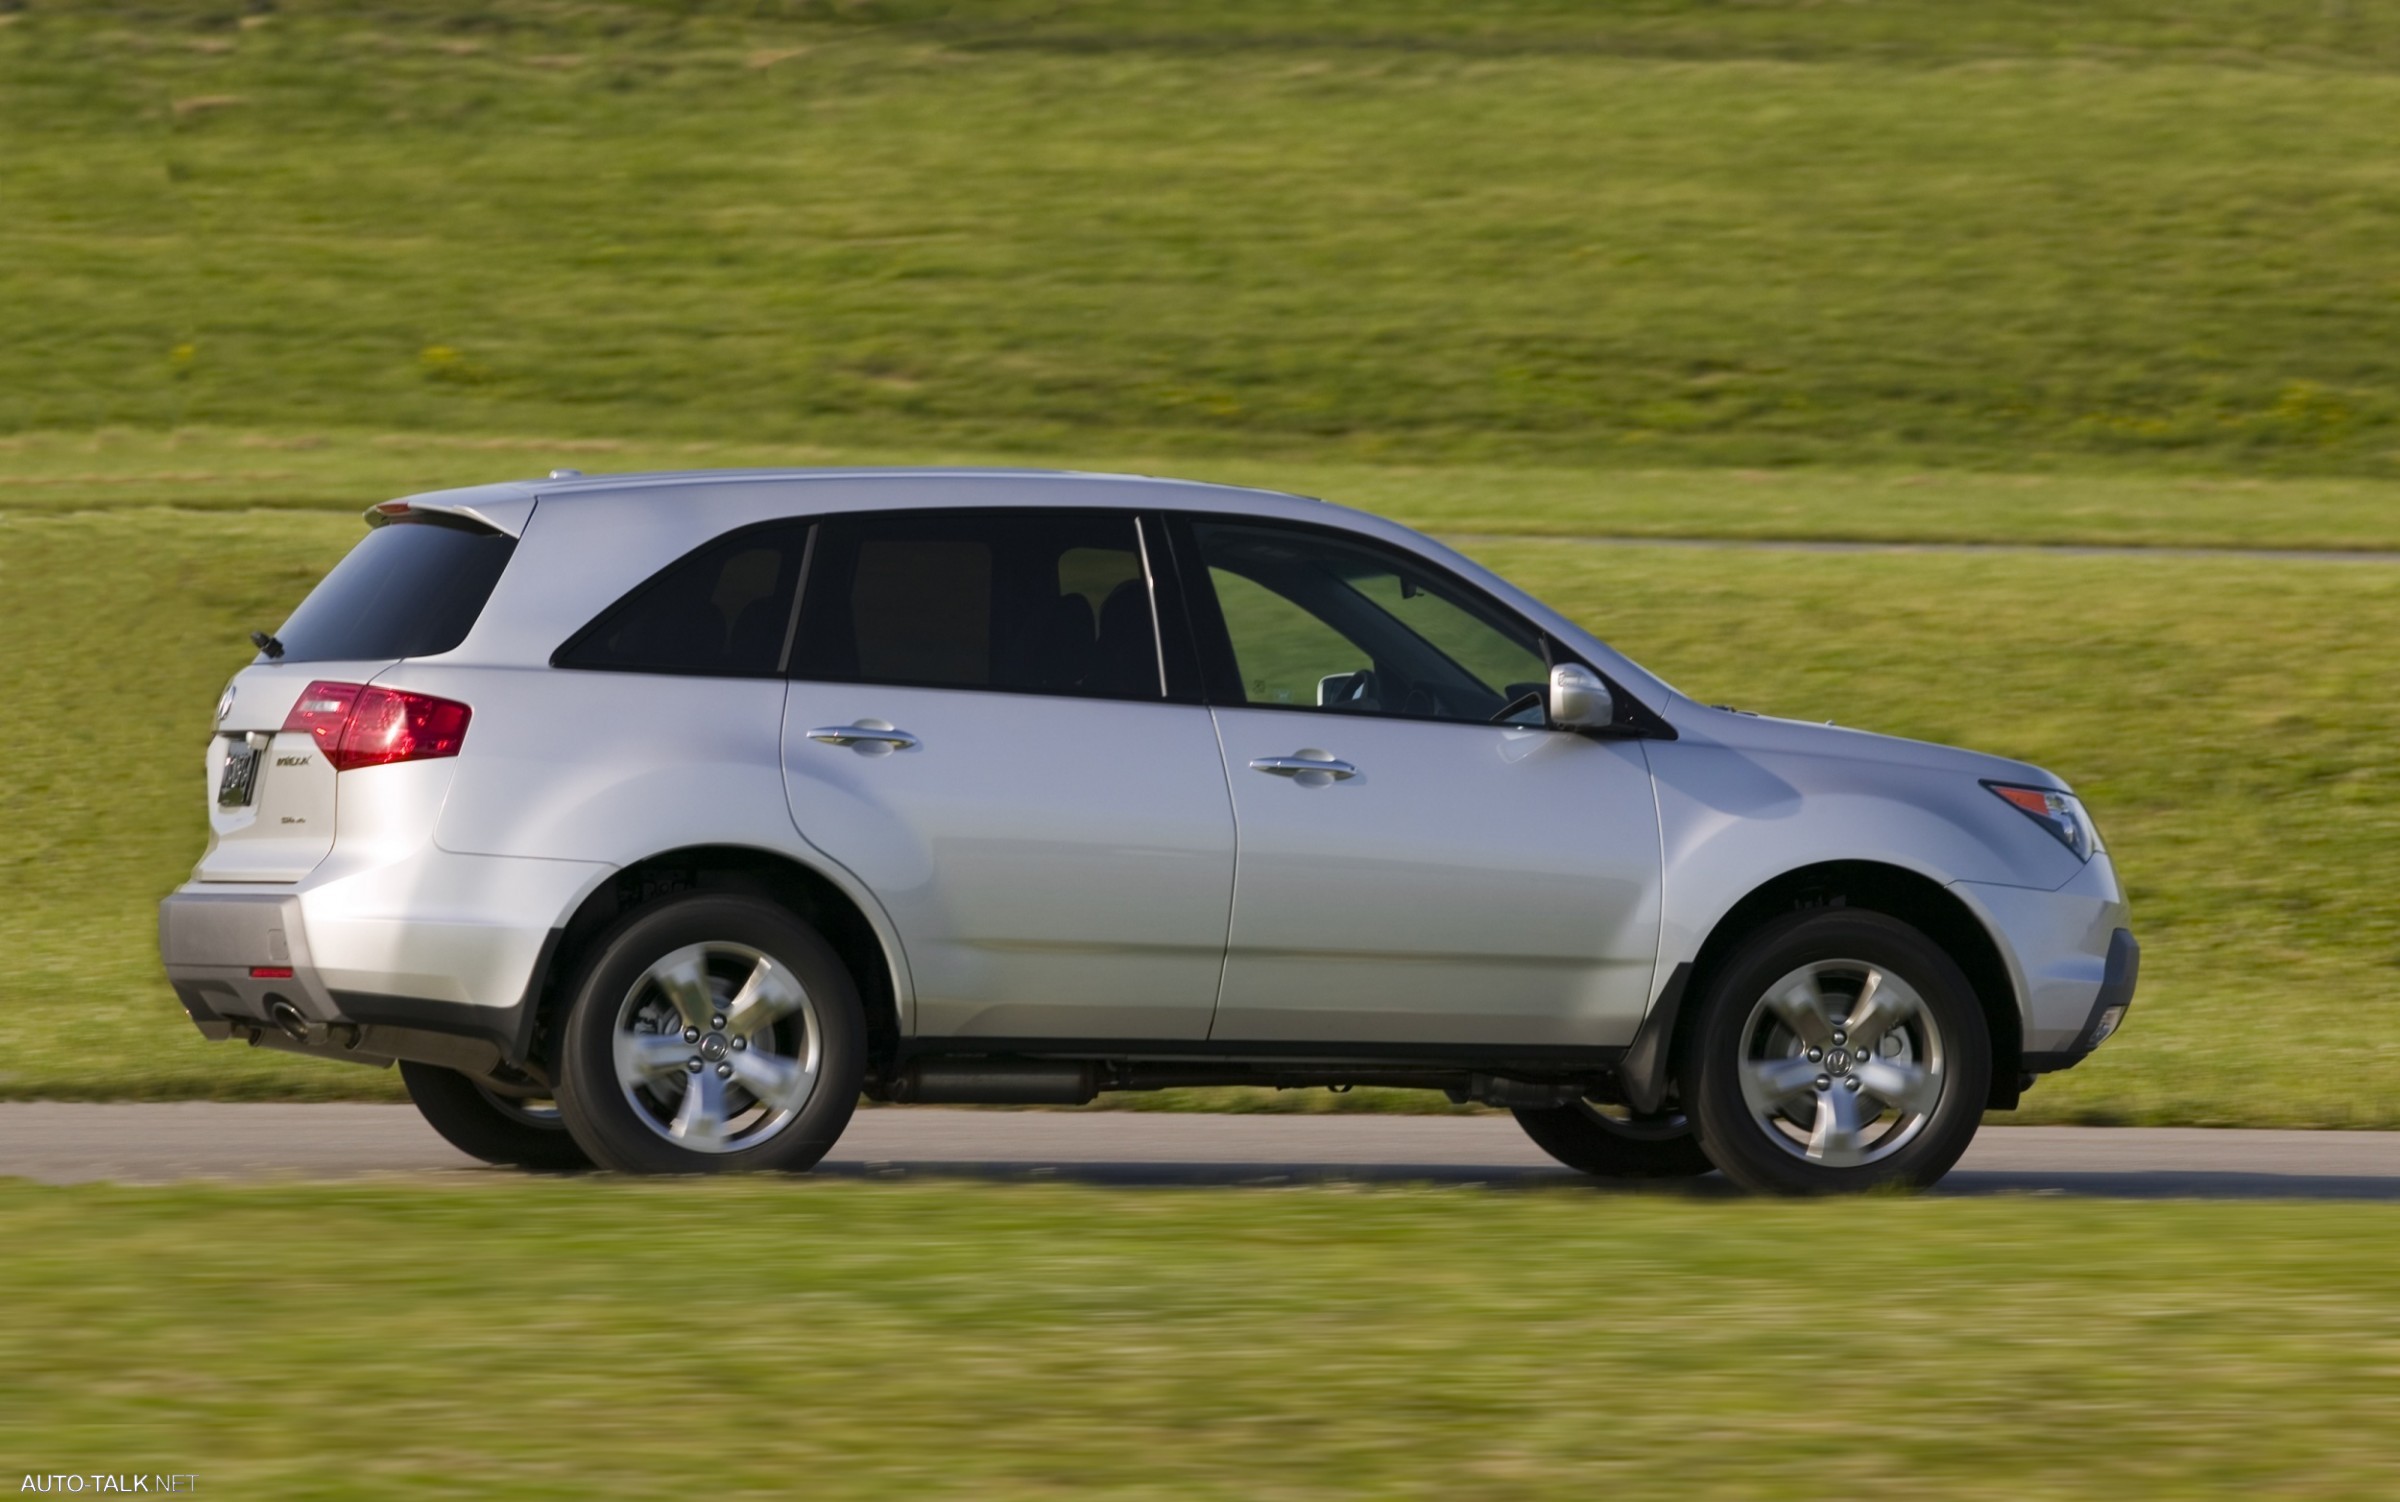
[{"x1": 1645, "y1": 736, "x2": 2080, "y2": 989}]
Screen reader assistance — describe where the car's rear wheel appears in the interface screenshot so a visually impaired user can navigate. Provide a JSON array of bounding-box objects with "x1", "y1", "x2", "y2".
[
  {"x1": 555, "y1": 895, "x2": 865, "y2": 1175},
  {"x1": 398, "y1": 1060, "x2": 590, "y2": 1172},
  {"x1": 1681, "y1": 909, "x2": 1990, "y2": 1196},
  {"x1": 1512, "y1": 1100, "x2": 1716, "y2": 1179}
]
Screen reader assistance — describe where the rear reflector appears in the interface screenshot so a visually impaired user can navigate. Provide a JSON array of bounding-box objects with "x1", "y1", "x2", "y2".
[
  {"x1": 283, "y1": 680, "x2": 472, "y2": 771},
  {"x1": 250, "y1": 966, "x2": 295, "y2": 979}
]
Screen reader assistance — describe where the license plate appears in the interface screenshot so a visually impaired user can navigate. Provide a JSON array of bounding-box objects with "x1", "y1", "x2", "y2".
[{"x1": 217, "y1": 738, "x2": 261, "y2": 809}]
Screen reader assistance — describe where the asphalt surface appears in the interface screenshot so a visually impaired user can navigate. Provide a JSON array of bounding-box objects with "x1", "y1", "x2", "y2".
[{"x1": 4, "y1": 1103, "x2": 2398, "y2": 1197}]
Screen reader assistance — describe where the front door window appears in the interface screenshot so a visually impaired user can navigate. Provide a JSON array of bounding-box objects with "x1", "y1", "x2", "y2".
[{"x1": 1187, "y1": 520, "x2": 1551, "y2": 724}]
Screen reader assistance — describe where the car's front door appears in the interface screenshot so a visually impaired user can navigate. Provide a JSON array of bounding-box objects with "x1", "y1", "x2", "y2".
[
  {"x1": 1176, "y1": 516, "x2": 1664, "y2": 1047},
  {"x1": 780, "y1": 508, "x2": 1233, "y2": 1040}
]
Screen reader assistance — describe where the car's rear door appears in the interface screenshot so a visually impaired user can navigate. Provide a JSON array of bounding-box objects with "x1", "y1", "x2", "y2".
[
  {"x1": 779, "y1": 508, "x2": 1234, "y2": 1040},
  {"x1": 1173, "y1": 514, "x2": 1664, "y2": 1048}
]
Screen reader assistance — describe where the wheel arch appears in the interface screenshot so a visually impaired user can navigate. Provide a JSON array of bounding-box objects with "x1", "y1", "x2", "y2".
[
  {"x1": 538, "y1": 844, "x2": 907, "y2": 1081},
  {"x1": 1672, "y1": 860, "x2": 2023, "y2": 1110}
]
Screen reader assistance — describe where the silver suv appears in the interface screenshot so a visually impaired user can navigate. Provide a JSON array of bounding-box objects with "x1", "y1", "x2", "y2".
[{"x1": 158, "y1": 470, "x2": 2135, "y2": 1192}]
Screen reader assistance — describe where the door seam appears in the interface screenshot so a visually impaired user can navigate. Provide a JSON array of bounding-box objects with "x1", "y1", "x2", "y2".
[{"x1": 1202, "y1": 706, "x2": 1243, "y2": 1041}]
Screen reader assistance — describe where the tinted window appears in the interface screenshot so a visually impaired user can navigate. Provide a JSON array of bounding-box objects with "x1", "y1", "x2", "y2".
[
  {"x1": 272, "y1": 516, "x2": 516, "y2": 663},
  {"x1": 556, "y1": 522, "x2": 810, "y2": 677},
  {"x1": 793, "y1": 511, "x2": 1160, "y2": 700},
  {"x1": 1189, "y1": 520, "x2": 1549, "y2": 724}
]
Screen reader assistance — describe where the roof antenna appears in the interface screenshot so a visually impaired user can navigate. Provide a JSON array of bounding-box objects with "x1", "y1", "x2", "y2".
[{"x1": 548, "y1": 468, "x2": 584, "y2": 480}]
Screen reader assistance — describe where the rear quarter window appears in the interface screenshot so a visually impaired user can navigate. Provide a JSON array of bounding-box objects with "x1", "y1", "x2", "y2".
[
  {"x1": 271, "y1": 515, "x2": 517, "y2": 662},
  {"x1": 552, "y1": 521, "x2": 812, "y2": 678}
]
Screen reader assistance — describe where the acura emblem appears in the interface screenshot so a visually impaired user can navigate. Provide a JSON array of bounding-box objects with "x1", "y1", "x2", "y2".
[{"x1": 216, "y1": 684, "x2": 236, "y2": 724}]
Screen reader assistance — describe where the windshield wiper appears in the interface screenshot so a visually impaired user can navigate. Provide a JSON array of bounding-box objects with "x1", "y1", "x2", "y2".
[{"x1": 250, "y1": 630, "x2": 285, "y2": 660}]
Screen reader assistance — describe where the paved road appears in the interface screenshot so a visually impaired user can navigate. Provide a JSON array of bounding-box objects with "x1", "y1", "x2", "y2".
[{"x1": 4, "y1": 1104, "x2": 2398, "y2": 1198}]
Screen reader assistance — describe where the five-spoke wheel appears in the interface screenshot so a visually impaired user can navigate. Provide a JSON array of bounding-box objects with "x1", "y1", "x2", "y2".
[
  {"x1": 607, "y1": 941, "x2": 825, "y2": 1154},
  {"x1": 1683, "y1": 910, "x2": 1989, "y2": 1195},
  {"x1": 1736, "y1": 959, "x2": 1947, "y2": 1169},
  {"x1": 556, "y1": 896, "x2": 864, "y2": 1174}
]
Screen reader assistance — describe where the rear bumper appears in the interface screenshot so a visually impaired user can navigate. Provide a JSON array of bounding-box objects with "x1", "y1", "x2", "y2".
[
  {"x1": 158, "y1": 847, "x2": 605, "y2": 1074},
  {"x1": 159, "y1": 889, "x2": 340, "y2": 1035}
]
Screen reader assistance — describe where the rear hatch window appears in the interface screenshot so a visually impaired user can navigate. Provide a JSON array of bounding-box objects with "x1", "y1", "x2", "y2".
[
  {"x1": 268, "y1": 514, "x2": 516, "y2": 662},
  {"x1": 193, "y1": 511, "x2": 514, "y2": 883}
]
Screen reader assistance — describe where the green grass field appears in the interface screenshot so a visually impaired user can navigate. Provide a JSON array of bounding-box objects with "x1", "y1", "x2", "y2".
[
  {"x1": 7, "y1": 1, "x2": 2400, "y2": 474},
  {"x1": 11, "y1": 428, "x2": 2400, "y2": 550},
  {"x1": 5, "y1": 1177, "x2": 2399, "y2": 1498}
]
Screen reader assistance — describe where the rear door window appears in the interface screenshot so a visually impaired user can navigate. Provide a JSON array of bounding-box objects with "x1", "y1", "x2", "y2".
[
  {"x1": 554, "y1": 521, "x2": 813, "y2": 678},
  {"x1": 270, "y1": 515, "x2": 516, "y2": 662},
  {"x1": 791, "y1": 510, "x2": 1162, "y2": 700}
]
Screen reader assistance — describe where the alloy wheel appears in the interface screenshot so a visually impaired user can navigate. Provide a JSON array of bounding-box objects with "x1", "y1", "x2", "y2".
[
  {"x1": 609, "y1": 941, "x2": 823, "y2": 1154},
  {"x1": 1736, "y1": 959, "x2": 1947, "y2": 1168}
]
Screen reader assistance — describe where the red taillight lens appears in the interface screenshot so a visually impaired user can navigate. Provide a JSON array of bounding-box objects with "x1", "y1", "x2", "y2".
[
  {"x1": 284, "y1": 680, "x2": 362, "y2": 756},
  {"x1": 334, "y1": 685, "x2": 472, "y2": 770},
  {"x1": 282, "y1": 680, "x2": 471, "y2": 771}
]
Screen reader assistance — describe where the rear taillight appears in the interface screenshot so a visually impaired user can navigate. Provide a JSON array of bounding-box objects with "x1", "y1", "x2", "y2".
[
  {"x1": 282, "y1": 680, "x2": 471, "y2": 771},
  {"x1": 284, "y1": 681, "x2": 361, "y2": 756}
]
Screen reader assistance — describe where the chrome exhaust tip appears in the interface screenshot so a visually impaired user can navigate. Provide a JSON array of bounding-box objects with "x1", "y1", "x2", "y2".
[{"x1": 267, "y1": 999, "x2": 312, "y2": 1043}]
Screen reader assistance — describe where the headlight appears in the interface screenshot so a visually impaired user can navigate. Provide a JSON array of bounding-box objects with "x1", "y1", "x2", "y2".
[{"x1": 1985, "y1": 782, "x2": 2099, "y2": 860}]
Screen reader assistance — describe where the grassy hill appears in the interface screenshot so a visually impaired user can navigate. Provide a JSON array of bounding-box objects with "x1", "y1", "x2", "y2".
[{"x1": 6, "y1": 0, "x2": 2400, "y2": 473}]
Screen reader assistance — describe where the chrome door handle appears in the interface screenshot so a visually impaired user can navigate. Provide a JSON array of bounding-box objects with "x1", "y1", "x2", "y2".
[
  {"x1": 807, "y1": 723, "x2": 920, "y2": 750},
  {"x1": 1249, "y1": 753, "x2": 1356, "y2": 781}
]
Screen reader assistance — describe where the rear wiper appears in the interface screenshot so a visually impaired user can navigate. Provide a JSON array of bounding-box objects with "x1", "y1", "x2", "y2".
[{"x1": 250, "y1": 630, "x2": 285, "y2": 660}]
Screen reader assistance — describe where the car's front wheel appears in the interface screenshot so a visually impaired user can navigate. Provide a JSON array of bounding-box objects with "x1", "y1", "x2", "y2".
[
  {"x1": 1681, "y1": 909, "x2": 1990, "y2": 1195},
  {"x1": 555, "y1": 895, "x2": 866, "y2": 1174},
  {"x1": 1511, "y1": 1099, "x2": 1716, "y2": 1179}
]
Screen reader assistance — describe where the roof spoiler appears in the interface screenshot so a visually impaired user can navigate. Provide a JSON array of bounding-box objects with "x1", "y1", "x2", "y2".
[{"x1": 360, "y1": 494, "x2": 532, "y2": 537}]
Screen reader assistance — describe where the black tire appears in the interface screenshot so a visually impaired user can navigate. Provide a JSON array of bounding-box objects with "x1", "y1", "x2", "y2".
[
  {"x1": 1512, "y1": 1101, "x2": 1717, "y2": 1179},
  {"x1": 1681, "y1": 909, "x2": 1990, "y2": 1196},
  {"x1": 554, "y1": 895, "x2": 866, "y2": 1175},
  {"x1": 399, "y1": 1060, "x2": 591, "y2": 1172}
]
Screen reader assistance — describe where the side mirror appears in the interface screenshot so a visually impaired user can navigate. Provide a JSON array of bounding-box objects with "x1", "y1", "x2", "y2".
[{"x1": 1547, "y1": 663, "x2": 1614, "y2": 731}]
